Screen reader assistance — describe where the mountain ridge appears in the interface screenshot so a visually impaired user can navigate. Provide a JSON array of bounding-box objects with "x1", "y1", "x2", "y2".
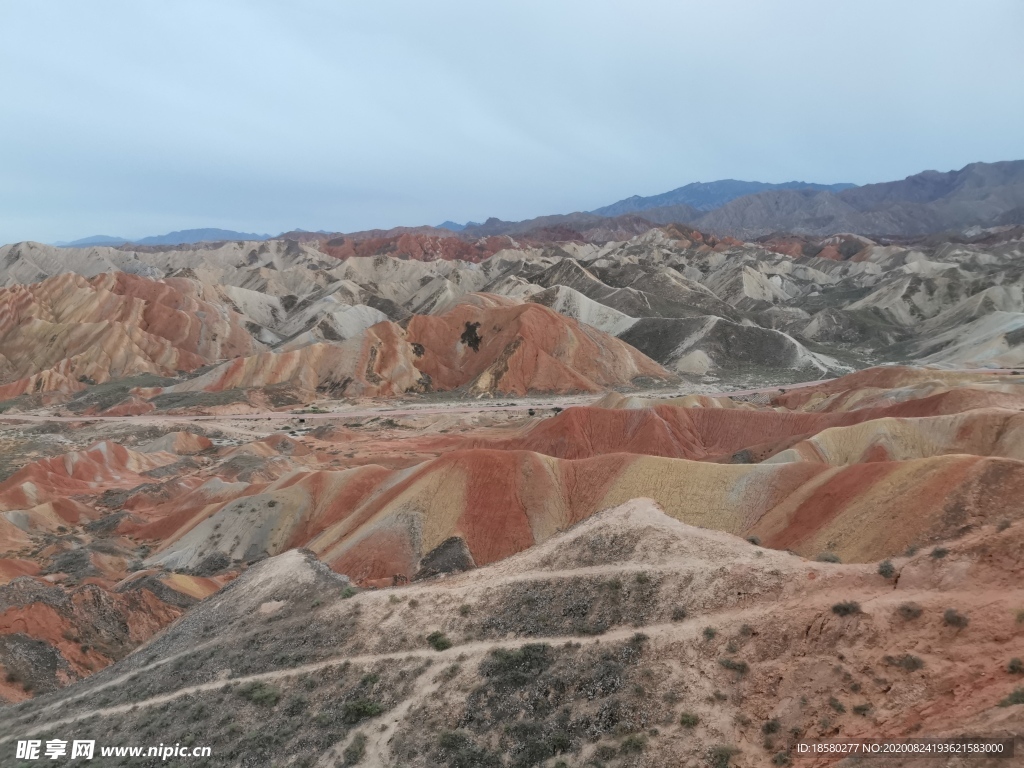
[
  {"x1": 56, "y1": 228, "x2": 274, "y2": 248},
  {"x1": 592, "y1": 179, "x2": 857, "y2": 216},
  {"x1": 423, "y1": 160, "x2": 1024, "y2": 242},
  {"x1": 46, "y1": 160, "x2": 1024, "y2": 249}
]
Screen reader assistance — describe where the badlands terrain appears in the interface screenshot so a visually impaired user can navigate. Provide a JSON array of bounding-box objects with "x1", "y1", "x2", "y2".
[{"x1": 0, "y1": 220, "x2": 1023, "y2": 766}]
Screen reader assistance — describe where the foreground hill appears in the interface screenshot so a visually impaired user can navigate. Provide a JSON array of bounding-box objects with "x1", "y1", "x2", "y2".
[{"x1": 2, "y1": 498, "x2": 1020, "y2": 767}]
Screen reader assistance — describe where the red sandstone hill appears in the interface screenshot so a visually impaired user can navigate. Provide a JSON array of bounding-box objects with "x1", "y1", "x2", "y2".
[
  {"x1": 472, "y1": 383, "x2": 1024, "y2": 462},
  {"x1": 0, "y1": 269, "x2": 675, "y2": 406},
  {"x1": 163, "y1": 298, "x2": 675, "y2": 398},
  {"x1": 0, "y1": 272, "x2": 261, "y2": 399},
  {"x1": 405, "y1": 299, "x2": 674, "y2": 395},
  {"x1": 140, "y1": 441, "x2": 1024, "y2": 587}
]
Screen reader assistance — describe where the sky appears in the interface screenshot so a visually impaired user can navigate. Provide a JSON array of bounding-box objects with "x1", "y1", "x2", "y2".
[{"x1": 1, "y1": 0, "x2": 1022, "y2": 244}]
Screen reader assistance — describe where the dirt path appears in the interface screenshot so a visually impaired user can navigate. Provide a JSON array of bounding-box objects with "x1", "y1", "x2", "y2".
[
  {"x1": 5, "y1": 579, "x2": 1021, "y2": 745},
  {"x1": 2, "y1": 368, "x2": 1020, "y2": 427},
  {"x1": 330, "y1": 668, "x2": 443, "y2": 767},
  {"x1": 0, "y1": 375, "x2": 847, "y2": 427},
  {"x1": 0, "y1": 623, "x2": 669, "y2": 741}
]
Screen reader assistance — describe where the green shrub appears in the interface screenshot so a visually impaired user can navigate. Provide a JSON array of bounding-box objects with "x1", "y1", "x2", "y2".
[
  {"x1": 897, "y1": 602, "x2": 923, "y2": 620},
  {"x1": 828, "y1": 697, "x2": 845, "y2": 713},
  {"x1": 762, "y1": 719, "x2": 780, "y2": 734},
  {"x1": 283, "y1": 697, "x2": 307, "y2": 716},
  {"x1": 620, "y1": 734, "x2": 647, "y2": 754},
  {"x1": 504, "y1": 721, "x2": 569, "y2": 765},
  {"x1": 831, "y1": 601, "x2": 860, "y2": 616},
  {"x1": 1008, "y1": 658, "x2": 1023, "y2": 675},
  {"x1": 342, "y1": 733, "x2": 367, "y2": 766},
  {"x1": 680, "y1": 712, "x2": 699, "y2": 727},
  {"x1": 437, "y1": 730, "x2": 498, "y2": 767},
  {"x1": 747, "y1": 536, "x2": 761, "y2": 546},
  {"x1": 718, "y1": 658, "x2": 749, "y2": 675},
  {"x1": 440, "y1": 663, "x2": 461, "y2": 681},
  {"x1": 707, "y1": 744, "x2": 739, "y2": 767},
  {"x1": 772, "y1": 751, "x2": 791, "y2": 766},
  {"x1": 427, "y1": 631, "x2": 453, "y2": 651},
  {"x1": 853, "y1": 704, "x2": 871, "y2": 716},
  {"x1": 884, "y1": 654, "x2": 924, "y2": 671},
  {"x1": 342, "y1": 699, "x2": 384, "y2": 723},
  {"x1": 943, "y1": 608, "x2": 969, "y2": 628},
  {"x1": 998, "y1": 688, "x2": 1024, "y2": 707},
  {"x1": 703, "y1": 627, "x2": 717, "y2": 640},
  {"x1": 877, "y1": 560, "x2": 895, "y2": 578},
  {"x1": 458, "y1": 604, "x2": 472, "y2": 617},
  {"x1": 930, "y1": 547, "x2": 948, "y2": 559},
  {"x1": 672, "y1": 606, "x2": 688, "y2": 621},
  {"x1": 480, "y1": 644, "x2": 552, "y2": 688},
  {"x1": 438, "y1": 731, "x2": 463, "y2": 750},
  {"x1": 236, "y1": 682, "x2": 280, "y2": 707},
  {"x1": 816, "y1": 552, "x2": 841, "y2": 563},
  {"x1": 341, "y1": 586, "x2": 357, "y2": 599},
  {"x1": 595, "y1": 744, "x2": 618, "y2": 760}
]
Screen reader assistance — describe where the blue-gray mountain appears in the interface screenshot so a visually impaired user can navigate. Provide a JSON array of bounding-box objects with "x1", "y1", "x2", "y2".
[
  {"x1": 689, "y1": 160, "x2": 1024, "y2": 238},
  {"x1": 592, "y1": 179, "x2": 857, "y2": 216},
  {"x1": 55, "y1": 160, "x2": 1024, "y2": 246},
  {"x1": 451, "y1": 160, "x2": 1024, "y2": 240},
  {"x1": 57, "y1": 228, "x2": 273, "y2": 248}
]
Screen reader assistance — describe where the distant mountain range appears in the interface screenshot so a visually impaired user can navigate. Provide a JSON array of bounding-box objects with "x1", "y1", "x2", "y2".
[
  {"x1": 53, "y1": 235, "x2": 132, "y2": 247},
  {"x1": 690, "y1": 160, "x2": 1024, "y2": 238},
  {"x1": 53, "y1": 160, "x2": 1024, "y2": 248},
  {"x1": 436, "y1": 220, "x2": 481, "y2": 232},
  {"x1": 591, "y1": 179, "x2": 857, "y2": 216},
  {"x1": 56, "y1": 228, "x2": 273, "y2": 248},
  {"x1": 446, "y1": 160, "x2": 1024, "y2": 240}
]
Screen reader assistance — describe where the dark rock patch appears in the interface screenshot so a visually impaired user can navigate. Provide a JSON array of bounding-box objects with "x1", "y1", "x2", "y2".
[{"x1": 414, "y1": 537, "x2": 476, "y2": 581}]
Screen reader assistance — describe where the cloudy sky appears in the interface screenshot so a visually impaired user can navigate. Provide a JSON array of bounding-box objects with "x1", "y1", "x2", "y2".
[{"x1": 2, "y1": 0, "x2": 1022, "y2": 243}]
